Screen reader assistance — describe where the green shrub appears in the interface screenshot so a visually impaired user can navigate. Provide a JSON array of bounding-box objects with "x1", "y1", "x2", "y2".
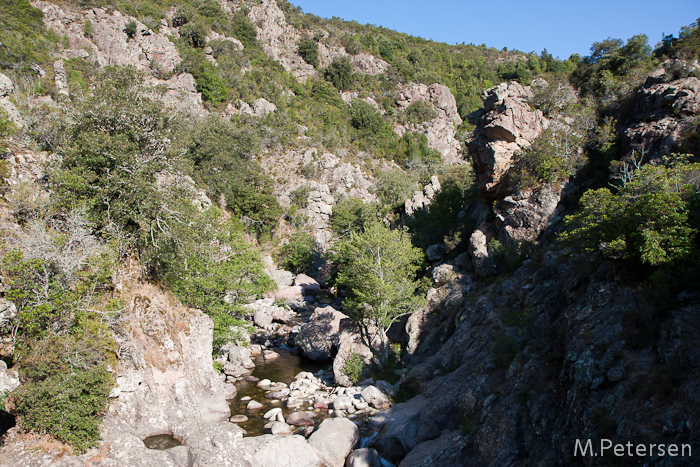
[
  {"x1": 180, "y1": 20, "x2": 209, "y2": 48},
  {"x1": 197, "y1": 0, "x2": 224, "y2": 19},
  {"x1": 375, "y1": 169, "x2": 418, "y2": 209},
  {"x1": 324, "y1": 56, "x2": 354, "y2": 90},
  {"x1": 229, "y1": 11, "x2": 257, "y2": 48},
  {"x1": 83, "y1": 19, "x2": 93, "y2": 38},
  {"x1": 330, "y1": 198, "x2": 381, "y2": 238},
  {"x1": 124, "y1": 20, "x2": 137, "y2": 40},
  {"x1": 13, "y1": 364, "x2": 112, "y2": 453},
  {"x1": 350, "y1": 100, "x2": 389, "y2": 135},
  {"x1": 297, "y1": 38, "x2": 319, "y2": 67},
  {"x1": 172, "y1": 6, "x2": 194, "y2": 27},
  {"x1": 404, "y1": 100, "x2": 437, "y2": 124},
  {"x1": 290, "y1": 185, "x2": 311, "y2": 208},
  {"x1": 561, "y1": 159, "x2": 700, "y2": 266},
  {"x1": 342, "y1": 351, "x2": 365, "y2": 385},
  {"x1": 277, "y1": 231, "x2": 317, "y2": 274}
]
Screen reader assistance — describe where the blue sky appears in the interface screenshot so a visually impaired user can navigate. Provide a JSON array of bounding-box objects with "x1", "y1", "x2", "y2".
[{"x1": 290, "y1": 0, "x2": 698, "y2": 60}]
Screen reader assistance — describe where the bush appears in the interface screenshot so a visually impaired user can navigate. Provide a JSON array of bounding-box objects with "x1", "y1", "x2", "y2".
[
  {"x1": 124, "y1": 20, "x2": 137, "y2": 40},
  {"x1": 180, "y1": 20, "x2": 209, "y2": 48},
  {"x1": 350, "y1": 100, "x2": 389, "y2": 135},
  {"x1": 404, "y1": 100, "x2": 437, "y2": 124},
  {"x1": 297, "y1": 38, "x2": 319, "y2": 67},
  {"x1": 330, "y1": 198, "x2": 381, "y2": 238},
  {"x1": 324, "y1": 56, "x2": 354, "y2": 90},
  {"x1": 342, "y1": 351, "x2": 365, "y2": 385},
  {"x1": 13, "y1": 362, "x2": 113, "y2": 453},
  {"x1": 561, "y1": 159, "x2": 700, "y2": 266},
  {"x1": 277, "y1": 231, "x2": 317, "y2": 274},
  {"x1": 375, "y1": 169, "x2": 418, "y2": 209},
  {"x1": 229, "y1": 11, "x2": 257, "y2": 48}
]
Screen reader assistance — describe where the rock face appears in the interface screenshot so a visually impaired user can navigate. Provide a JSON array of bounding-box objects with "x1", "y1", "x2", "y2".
[
  {"x1": 394, "y1": 83, "x2": 464, "y2": 164},
  {"x1": 468, "y1": 81, "x2": 548, "y2": 200},
  {"x1": 404, "y1": 175, "x2": 441, "y2": 217},
  {"x1": 247, "y1": 0, "x2": 315, "y2": 82},
  {"x1": 0, "y1": 282, "x2": 254, "y2": 466},
  {"x1": 36, "y1": 2, "x2": 181, "y2": 74},
  {"x1": 621, "y1": 60, "x2": 700, "y2": 161},
  {"x1": 295, "y1": 306, "x2": 349, "y2": 361}
]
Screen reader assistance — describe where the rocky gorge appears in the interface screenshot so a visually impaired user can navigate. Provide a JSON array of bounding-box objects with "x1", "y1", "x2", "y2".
[{"x1": 0, "y1": 1, "x2": 699, "y2": 466}]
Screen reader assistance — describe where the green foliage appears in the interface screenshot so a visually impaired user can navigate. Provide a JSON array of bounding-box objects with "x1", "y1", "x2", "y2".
[
  {"x1": 185, "y1": 116, "x2": 282, "y2": 238},
  {"x1": 404, "y1": 100, "x2": 437, "y2": 124},
  {"x1": 393, "y1": 132, "x2": 442, "y2": 168},
  {"x1": 146, "y1": 200, "x2": 273, "y2": 322},
  {"x1": 13, "y1": 356, "x2": 113, "y2": 453},
  {"x1": 124, "y1": 20, "x2": 137, "y2": 40},
  {"x1": 53, "y1": 67, "x2": 177, "y2": 232},
  {"x1": 350, "y1": 100, "x2": 390, "y2": 135},
  {"x1": 290, "y1": 185, "x2": 311, "y2": 208},
  {"x1": 277, "y1": 231, "x2": 317, "y2": 274},
  {"x1": 172, "y1": 5, "x2": 195, "y2": 27},
  {"x1": 656, "y1": 19, "x2": 700, "y2": 61},
  {"x1": 561, "y1": 159, "x2": 700, "y2": 266},
  {"x1": 0, "y1": 0, "x2": 54, "y2": 69},
  {"x1": 229, "y1": 11, "x2": 257, "y2": 48},
  {"x1": 333, "y1": 222, "x2": 424, "y2": 349},
  {"x1": 375, "y1": 169, "x2": 418, "y2": 209},
  {"x1": 571, "y1": 34, "x2": 656, "y2": 101},
  {"x1": 83, "y1": 19, "x2": 93, "y2": 38},
  {"x1": 180, "y1": 20, "x2": 209, "y2": 48},
  {"x1": 408, "y1": 165, "x2": 477, "y2": 249},
  {"x1": 342, "y1": 351, "x2": 365, "y2": 385},
  {"x1": 330, "y1": 198, "x2": 381, "y2": 238},
  {"x1": 324, "y1": 56, "x2": 354, "y2": 90},
  {"x1": 297, "y1": 38, "x2": 319, "y2": 67},
  {"x1": 311, "y1": 78, "x2": 345, "y2": 107},
  {"x1": 192, "y1": 61, "x2": 229, "y2": 104},
  {"x1": 196, "y1": 0, "x2": 224, "y2": 19}
]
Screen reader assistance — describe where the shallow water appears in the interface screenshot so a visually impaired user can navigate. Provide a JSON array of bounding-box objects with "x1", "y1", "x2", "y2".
[
  {"x1": 228, "y1": 347, "x2": 331, "y2": 436},
  {"x1": 142, "y1": 434, "x2": 182, "y2": 450}
]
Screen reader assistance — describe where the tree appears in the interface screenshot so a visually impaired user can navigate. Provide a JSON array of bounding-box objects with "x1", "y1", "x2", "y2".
[
  {"x1": 324, "y1": 56, "x2": 354, "y2": 90},
  {"x1": 297, "y1": 38, "x2": 319, "y2": 67},
  {"x1": 333, "y1": 222, "x2": 424, "y2": 363},
  {"x1": 561, "y1": 159, "x2": 699, "y2": 266}
]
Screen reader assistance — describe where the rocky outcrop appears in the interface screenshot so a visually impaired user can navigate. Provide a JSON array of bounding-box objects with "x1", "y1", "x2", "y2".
[
  {"x1": 492, "y1": 183, "x2": 565, "y2": 247},
  {"x1": 621, "y1": 60, "x2": 700, "y2": 160},
  {"x1": 404, "y1": 175, "x2": 441, "y2": 217},
  {"x1": 468, "y1": 81, "x2": 548, "y2": 200},
  {"x1": 260, "y1": 150, "x2": 378, "y2": 250},
  {"x1": 395, "y1": 83, "x2": 464, "y2": 164},
  {"x1": 247, "y1": 0, "x2": 315, "y2": 82},
  {"x1": 0, "y1": 73, "x2": 24, "y2": 128},
  {"x1": 295, "y1": 306, "x2": 349, "y2": 361},
  {"x1": 35, "y1": 2, "x2": 181, "y2": 74},
  {"x1": 225, "y1": 98, "x2": 278, "y2": 118}
]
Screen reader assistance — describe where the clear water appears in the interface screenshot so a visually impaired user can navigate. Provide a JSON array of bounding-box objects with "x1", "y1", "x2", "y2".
[{"x1": 228, "y1": 347, "x2": 331, "y2": 436}]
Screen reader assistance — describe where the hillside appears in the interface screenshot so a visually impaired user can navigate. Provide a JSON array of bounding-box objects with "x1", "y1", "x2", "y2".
[{"x1": 0, "y1": 0, "x2": 699, "y2": 466}]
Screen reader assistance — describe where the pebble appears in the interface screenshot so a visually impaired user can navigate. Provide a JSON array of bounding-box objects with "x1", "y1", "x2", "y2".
[
  {"x1": 264, "y1": 408, "x2": 283, "y2": 419},
  {"x1": 247, "y1": 400, "x2": 264, "y2": 410},
  {"x1": 229, "y1": 415, "x2": 249, "y2": 423}
]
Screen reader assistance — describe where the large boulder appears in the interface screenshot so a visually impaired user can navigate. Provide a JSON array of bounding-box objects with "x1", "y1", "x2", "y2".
[
  {"x1": 242, "y1": 434, "x2": 323, "y2": 467},
  {"x1": 308, "y1": 418, "x2": 359, "y2": 467},
  {"x1": 293, "y1": 274, "x2": 321, "y2": 295},
  {"x1": 295, "y1": 307, "x2": 349, "y2": 361},
  {"x1": 468, "y1": 81, "x2": 548, "y2": 200}
]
